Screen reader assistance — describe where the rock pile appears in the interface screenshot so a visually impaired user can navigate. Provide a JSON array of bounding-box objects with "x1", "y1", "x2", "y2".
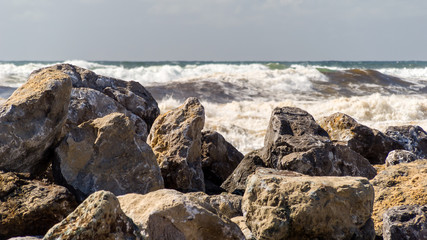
[{"x1": 1, "y1": 64, "x2": 425, "y2": 239}]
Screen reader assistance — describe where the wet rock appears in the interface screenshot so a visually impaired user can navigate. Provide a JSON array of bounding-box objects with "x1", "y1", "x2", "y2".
[
  {"x1": 0, "y1": 68, "x2": 72, "y2": 175},
  {"x1": 44, "y1": 191, "x2": 142, "y2": 240},
  {"x1": 186, "y1": 192, "x2": 243, "y2": 219},
  {"x1": 35, "y1": 63, "x2": 159, "y2": 129},
  {"x1": 66, "y1": 88, "x2": 148, "y2": 141},
  {"x1": 221, "y1": 149, "x2": 268, "y2": 195},
  {"x1": 261, "y1": 107, "x2": 330, "y2": 168},
  {"x1": 242, "y1": 168, "x2": 375, "y2": 240},
  {"x1": 278, "y1": 143, "x2": 377, "y2": 179},
  {"x1": 370, "y1": 159, "x2": 427, "y2": 237},
  {"x1": 118, "y1": 189, "x2": 245, "y2": 240},
  {"x1": 148, "y1": 97, "x2": 205, "y2": 192},
  {"x1": 201, "y1": 130, "x2": 244, "y2": 194},
  {"x1": 0, "y1": 171, "x2": 77, "y2": 239},
  {"x1": 54, "y1": 113, "x2": 163, "y2": 202},
  {"x1": 318, "y1": 112, "x2": 401, "y2": 164},
  {"x1": 385, "y1": 149, "x2": 418, "y2": 166},
  {"x1": 385, "y1": 125, "x2": 427, "y2": 159},
  {"x1": 382, "y1": 205, "x2": 427, "y2": 240}
]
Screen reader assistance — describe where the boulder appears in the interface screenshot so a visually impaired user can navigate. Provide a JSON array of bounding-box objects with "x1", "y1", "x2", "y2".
[
  {"x1": 0, "y1": 171, "x2": 77, "y2": 239},
  {"x1": 0, "y1": 68, "x2": 72, "y2": 175},
  {"x1": 201, "y1": 130, "x2": 244, "y2": 194},
  {"x1": 318, "y1": 112, "x2": 401, "y2": 164},
  {"x1": 221, "y1": 149, "x2": 268, "y2": 195},
  {"x1": 33, "y1": 63, "x2": 160, "y2": 129},
  {"x1": 186, "y1": 192, "x2": 243, "y2": 219},
  {"x1": 385, "y1": 125, "x2": 427, "y2": 159},
  {"x1": 66, "y1": 88, "x2": 148, "y2": 141},
  {"x1": 382, "y1": 205, "x2": 427, "y2": 240},
  {"x1": 54, "y1": 113, "x2": 163, "y2": 202},
  {"x1": 242, "y1": 168, "x2": 375, "y2": 240},
  {"x1": 385, "y1": 149, "x2": 418, "y2": 166},
  {"x1": 261, "y1": 107, "x2": 330, "y2": 168},
  {"x1": 277, "y1": 143, "x2": 377, "y2": 179},
  {"x1": 118, "y1": 189, "x2": 245, "y2": 240},
  {"x1": 370, "y1": 159, "x2": 427, "y2": 237},
  {"x1": 148, "y1": 97, "x2": 205, "y2": 192},
  {"x1": 44, "y1": 191, "x2": 142, "y2": 240}
]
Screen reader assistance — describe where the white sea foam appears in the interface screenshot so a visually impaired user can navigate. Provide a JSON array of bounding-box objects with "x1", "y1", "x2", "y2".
[{"x1": 159, "y1": 94, "x2": 427, "y2": 154}]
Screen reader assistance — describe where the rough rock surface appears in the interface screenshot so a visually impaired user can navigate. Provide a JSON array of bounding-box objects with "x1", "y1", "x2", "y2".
[
  {"x1": 318, "y1": 112, "x2": 401, "y2": 164},
  {"x1": 118, "y1": 189, "x2": 245, "y2": 240},
  {"x1": 8, "y1": 237, "x2": 43, "y2": 240},
  {"x1": 54, "y1": 113, "x2": 163, "y2": 201},
  {"x1": 221, "y1": 149, "x2": 268, "y2": 195},
  {"x1": 0, "y1": 171, "x2": 77, "y2": 239},
  {"x1": 186, "y1": 192, "x2": 243, "y2": 219},
  {"x1": 65, "y1": 88, "x2": 148, "y2": 141},
  {"x1": 277, "y1": 143, "x2": 377, "y2": 179},
  {"x1": 385, "y1": 149, "x2": 418, "y2": 166},
  {"x1": 385, "y1": 125, "x2": 427, "y2": 159},
  {"x1": 370, "y1": 160, "x2": 427, "y2": 237},
  {"x1": 0, "y1": 68, "x2": 72, "y2": 175},
  {"x1": 242, "y1": 168, "x2": 375, "y2": 240},
  {"x1": 231, "y1": 216, "x2": 254, "y2": 240},
  {"x1": 34, "y1": 63, "x2": 160, "y2": 129},
  {"x1": 261, "y1": 107, "x2": 330, "y2": 168},
  {"x1": 201, "y1": 130, "x2": 244, "y2": 194},
  {"x1": 148, "y1": 97, "x2": 206, "y2": 192},
  {"x1": 382, "y1": 205, "x2": 427, "y2": 240},
  {"x1": 44, "y1": 191, "x2": 142, "y2": 240}
]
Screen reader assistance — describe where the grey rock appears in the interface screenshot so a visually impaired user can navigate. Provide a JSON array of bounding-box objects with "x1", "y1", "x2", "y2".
[
  {"x1": 54, "y1": 113, "x2": 164, "y2": 202},
  {"x1": 385, "y1": 149, "x2": 418, "y2": 166},
  {"x1": 148, "y1": 97, "x2": 206, "y2": 192},
  {"x1": 383, "y1": 205, "x2": 427, "y2": 240},
  {"x1": 386, "y1": 125, "x2": 427, "y2": 159},
  {"x1": 318, "y1": 112, "x2": 402, "y2": 164},
  {"x1": 0, "y1": 68, "x2": 72, "y2": 175},
  {"x1": 43, "y1": 191, "x2": 142, "y2": 240},
  {"x1": 201, "y1": 130, "x2": 244, "y2": 194}
]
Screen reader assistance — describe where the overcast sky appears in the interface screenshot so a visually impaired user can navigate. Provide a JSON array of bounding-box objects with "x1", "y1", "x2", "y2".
[{"x1": 1, "y1": 0, "x2": 426, "y2": 61}]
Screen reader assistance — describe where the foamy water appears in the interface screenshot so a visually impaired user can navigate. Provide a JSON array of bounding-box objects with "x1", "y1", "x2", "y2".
[{"x1": 1, "y1": 60, "x2": 426, "y2": 154}]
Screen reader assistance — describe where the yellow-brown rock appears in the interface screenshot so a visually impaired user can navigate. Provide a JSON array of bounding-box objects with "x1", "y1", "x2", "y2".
[
  {"x1": 0, "y1": 67, "x2": 72, "y2": 175},
  {"x1": 0, "y1": 171, "x2": 77, "y2": 239},
  {"x1": 148, "y1": 97, "x2": 206, "y2": 192},
  {"x1": 44, "y1": 191, "x2": 142, "y2": 240},
  {"x1": 118, "y1": 189, "x2": 245, "y2": 240},
  {"x1": 370, "y1": 159, "x2": 427, "y2": 237},
  {"x1": 242, "y1": 168, "x2": 376, "y2": 240}
]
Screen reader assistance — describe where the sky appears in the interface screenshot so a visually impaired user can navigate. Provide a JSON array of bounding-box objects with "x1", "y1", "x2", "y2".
[{"x1": 1, "y1": 0, "x2": 427, "y2": 61}]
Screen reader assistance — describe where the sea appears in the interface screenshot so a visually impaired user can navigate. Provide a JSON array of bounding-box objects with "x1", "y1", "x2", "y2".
[{"x1": 1, "y1": 60, "x2": 426, "y2": 154}]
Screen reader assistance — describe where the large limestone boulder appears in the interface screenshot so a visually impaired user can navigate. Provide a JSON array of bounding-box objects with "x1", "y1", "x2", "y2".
[
  {"x1": 370, "y1": 159, "x2": 427, "y2": 237},
  {"x1": 148, "y1": 97, "x2": 206, "y2": 192},
  {"x1": 0, "y1": 68, "x2": 72, "y2": 175},
  {"x1": 44, "y1": 191, "x2": 142, "y2": 240},
  {"x1": 0, "y1": 171, "x2": 77, "y2": 239},
  {"x1": 318, "y1": 112, "x2": 402, "y2": 164},
  {"x1": 242, "y1": 168, "x2": 375, "y2": 240},
  {"x1": 201, "y1": 130, "x2": 244, "y2": 194},
  {"x1": 382, "y1": 205, "x2": 427, "y2": 240},
  {"x1": 221, "y1": 149, "x2": 268, "y2": 195},
  {"x1": 36, "y1": 63, "x2": 160, "y2": 129},
  {"x1": 385, "y1": 125, "x2": 427, "y2": 159},
  {"x1": 54, "y1": 113, "x2": 164, "y2": 201},
  {"x1": 118, "y1": 189, "x2": 245, "y2": 240},
  {"x1": 66, "y1": 88, "x2": 148, "y2": 141},
  {"x1": 261, "y1": 107, "x2": 376, "y2": 179}
]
